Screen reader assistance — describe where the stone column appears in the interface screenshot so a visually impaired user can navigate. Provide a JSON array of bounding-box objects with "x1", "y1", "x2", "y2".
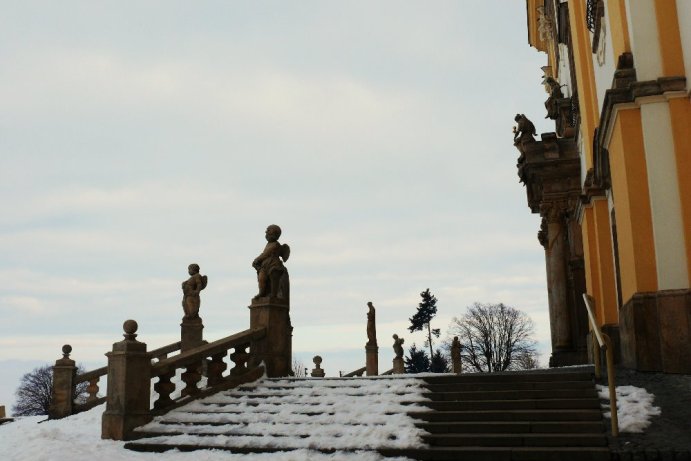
[
  {"x1": 102, "y1": 320, "x2": 151, "y2": 441},
  {"x1": 49, "y1": 345, "x2": 76, "y2": 419},
  {"x1": 365, "y1": 345, "x2": 379, "y2": 376},
  {"x1": 180, "y1": 316, "x2": 204, "y2": 352},
  {"x1": 249, "y1": 298, "x2": 292, "y2": 377},
  {"x1": 451, "y1": 337, "x2": 462, "y2": 374},
  {"x1": 541, "y1": 205, "x2": 578, "y2": 366}
]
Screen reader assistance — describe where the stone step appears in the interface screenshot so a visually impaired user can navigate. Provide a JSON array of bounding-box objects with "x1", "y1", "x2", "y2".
[
  {"x1": 378, "y1": 446, "x2": 610, "y2": 461},
  {"x1": 424, "y1": 388, "x2": 598, "y2": 401},
  {"x1": 417, "y1": 420, "x2": 606, "y2": 434},
  {"x1": 409, "y1": 409, "x2": 603, "y2": 422},
  {"x1": 422, "y1": 398, "x2": 600, "y2": 411},
  {"x1": 420, "y1": 370, "x2": 594, "y2": 385},
  {"x1": 423, "y1": 433, "x2": 607, "y2": 447},
  {"x1": 423, "y1": 380, "x2": 595, "y2": 393}
]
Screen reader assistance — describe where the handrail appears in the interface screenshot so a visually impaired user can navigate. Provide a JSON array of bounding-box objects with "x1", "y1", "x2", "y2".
[
  {"x1": 149, "y1": 341, "x2": 182, "y2": 361},
  {"x1": 381, "y1": 368, "x2": 394, "y2": 375},
  {"x1": 582, "y1": 293, "x2": 618, "y2": 437},
  {"x1": 341, "y1": 366, "x2": 366, "y2": 378},
  {"x1": 152, "y1": 327, "x2": 266, "y2": 374}
]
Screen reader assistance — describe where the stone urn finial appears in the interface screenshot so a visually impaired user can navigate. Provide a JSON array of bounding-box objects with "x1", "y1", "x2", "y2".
[
  {"x1": 61, "y1": 344, "x2": 72, "y2": 359},
  {"x1": 123, "y1": 319, "x2": 138, "y2": 341},
  {"x1": 311, "y1": 355, "x2": 325, "y2": 377}
]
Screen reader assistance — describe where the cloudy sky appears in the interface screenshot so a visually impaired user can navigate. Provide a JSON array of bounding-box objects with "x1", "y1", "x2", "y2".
[{"x1": 1, "y1": 1, "x2": 556, "y2": 409}]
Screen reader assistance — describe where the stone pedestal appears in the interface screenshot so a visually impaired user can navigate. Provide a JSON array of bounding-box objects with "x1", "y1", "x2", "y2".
[
  {"x1": 366, "y1": 344, "x2": 378, "y2": 376},
  {"x1": 249, "y1": 297, "x2": 292, "y2": 378},
  {"x1": 49, "y1": 345, "x2": 76, "y2": 419},
  {"x1": 392, "y1": 357, "x2": 405, "y2": 374},
  {"x1": 180, "y1": 317, "x2": 204, "y2": 352},
  {"x1": 620, "y1": 289, "x2": 691, "y2": 373},
  {"x1": 102, "y1": 320, "x2": 152, "y2": 441}
]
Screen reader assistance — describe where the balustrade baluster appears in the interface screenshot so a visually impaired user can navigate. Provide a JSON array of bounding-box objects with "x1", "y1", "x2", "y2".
[
  {"x1": 153, "y1": 369, "x2": 176, "y2": 410},
  {"x1": 207, "y1": 351, "x2": 228, "y2": 386},
  {"x1": 87, "y1": 377, "x2": 100, "y2": 402},
  {"x1": 230, "y1": 343, "x2": 249, "y2": 376},
  {"x1": 180, "y1": 362, "x2": 202, "y2": 397}
]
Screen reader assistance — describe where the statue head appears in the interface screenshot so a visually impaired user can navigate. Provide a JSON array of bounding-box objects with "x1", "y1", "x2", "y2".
[
  {"x1": 514, "y1": 114, "x2": 522, "y2": 122},
  {"x1": 188, "y1": 263, "x2": 200, "y2": 275},
  {"x1": 265, "y1": 224, "x2": 282, "y2": 242}
]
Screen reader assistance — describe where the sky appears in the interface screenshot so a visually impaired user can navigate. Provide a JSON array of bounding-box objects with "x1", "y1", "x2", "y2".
[{"x1": 0, "y1": 1, "x2": 557, "y2": 411}]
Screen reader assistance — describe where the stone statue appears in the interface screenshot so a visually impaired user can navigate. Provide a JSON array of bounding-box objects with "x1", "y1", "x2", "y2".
[
  {"x1": 392, "y1": 334, "x2": 405, "y2": 359},
  {"x1": 252, "y1": 224, "x2": 290, "y2": 301},
  {"x1": 513, "y1": 113, "x2": 537, "y2": 147},
  {"x1": 366, "y1": 302, "x2": 377, "y2": 347},
  {"x1": 543, "y1": 77, "x2": 564, "y2": 119},
  {"x1": 181, "y1": 264, "x2": 207, "y2": 319}
]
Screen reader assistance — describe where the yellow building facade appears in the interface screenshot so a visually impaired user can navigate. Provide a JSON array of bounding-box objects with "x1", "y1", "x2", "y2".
[{"x1": 519, "y1": 0, "x2": 690, "y2": 372}]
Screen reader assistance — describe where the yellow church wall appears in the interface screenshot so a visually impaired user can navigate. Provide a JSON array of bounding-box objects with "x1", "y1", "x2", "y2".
[
  {"x1": 669, "y1": 98, "x2": 691, "y2": 284},
  {"x1": 608, "y1": 109, "x2": 658, "y2": 303},
  {"x1": 607, "y1": 0, "x2": 630, "y2": 58},
  {"x1": 592, "y1": 199, "x2": 619, "y2": 324},
  {"x1": 568, "y1": 0, "x2": 599, "y2": 170},
  {"x1": 581, "y1": 208, "x2": 602, "y2": 322},
  {"x1": 654, "y1": 0, "x2": 685, "y2": 77}
]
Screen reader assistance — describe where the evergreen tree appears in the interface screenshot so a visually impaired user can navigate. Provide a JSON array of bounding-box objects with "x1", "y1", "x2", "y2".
[
  {"x1": 408, "y1": 288, "x2": 441, "y2": 359},
  {"x1": 430, "y1": 348, "x2": 451, "y2": 373},
  {"x1": 404, "y1": 343, "x2": 430, "y2": 373}
]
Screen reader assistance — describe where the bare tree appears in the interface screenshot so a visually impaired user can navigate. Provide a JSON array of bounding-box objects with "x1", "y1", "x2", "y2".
[
  {"x1": 449, "y1": 303, "x2": 537, "y2": 372},
  {"x1": 12, "y1": 364, "x2": 89, "y2": 416},
  {"x1": 292, "y1": 357, "x2": 307, "y2": 378}
]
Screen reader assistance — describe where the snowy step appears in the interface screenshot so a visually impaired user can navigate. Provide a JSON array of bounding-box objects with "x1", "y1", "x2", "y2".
[{"x1": 420, "y1": 369, "x2": 594, "y2": 384}]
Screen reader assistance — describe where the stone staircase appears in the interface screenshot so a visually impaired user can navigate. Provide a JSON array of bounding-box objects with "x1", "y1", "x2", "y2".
[{"x1": 125, "y1": 367, "x2": 610, "y2": 460}]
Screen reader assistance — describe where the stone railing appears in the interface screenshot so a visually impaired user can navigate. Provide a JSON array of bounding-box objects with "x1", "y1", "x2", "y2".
[
  {"x1": 49, "y1": 340, "x2": 183, "y2": 419},
  {"x1": 101, "y1": 320, "x2": 266, "y2": 440},
  {"x1": 341, "y1": 366, "x2": 366, "y2": 377}
]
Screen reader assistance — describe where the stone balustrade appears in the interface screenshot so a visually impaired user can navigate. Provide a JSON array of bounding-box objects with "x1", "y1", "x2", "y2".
[
  {"x1": 101, "y1": 320, "x2": 267, "y2": 440},
  {"x1": 49, "y1": 339, "x2": 184, "y2": 420}
]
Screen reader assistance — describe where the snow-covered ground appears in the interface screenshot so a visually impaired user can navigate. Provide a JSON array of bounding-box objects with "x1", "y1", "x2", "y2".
[{"x1": 597, "y1": 384, "x2": 662, "y2": 433}]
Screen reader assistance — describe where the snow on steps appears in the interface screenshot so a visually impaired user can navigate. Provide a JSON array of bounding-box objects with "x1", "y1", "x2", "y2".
[
  {"x1": 126, "y1": 377, "x2": 430, "y2": 452},
  {"x1": 126, "y1": 368, "x2": 611, "y2": 461}
]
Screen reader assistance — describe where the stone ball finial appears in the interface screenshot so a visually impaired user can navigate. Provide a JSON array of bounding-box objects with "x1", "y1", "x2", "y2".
[
  {"x1": 123, "y1": 319, "x2": 138, "y2": 340},
  {"x1": 62, "y1": 344, "x2": 72, "y2": 358},
  {"x1": 313, "y1": 355, "x2": 322, "y2": 366}
]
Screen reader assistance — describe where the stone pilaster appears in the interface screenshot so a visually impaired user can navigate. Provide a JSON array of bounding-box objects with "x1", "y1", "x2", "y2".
[
  {"x1": 102, "y1": 320, "x2": 151, "y2": 441},
  {"x1": 249, "y1": 297, "x2": 292, "y2": 377},
  {"x1": 180, "y1": 316, "x2": 204, "y2": 352},
  {"x1": 49, "y1": 345, "x2": 76, "y2": 419},
  {"x1": 365, "y1": 345, "x2": 379, "y2": 376}
]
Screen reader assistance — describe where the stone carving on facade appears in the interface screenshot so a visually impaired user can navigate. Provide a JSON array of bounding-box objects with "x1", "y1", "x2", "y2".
[
  {"x1": 537, "y1": 6, "x2": 554, "y2": 44},
  {"x1": 543, "y1": 76, "x2": 565, "y2": 120},
  {"x1": 513, "y1": 114, "x2": 537, "y2": 154},
  {"x1": 182, "y1": 264, "x2": 207, "y2": 319},
  {"x1": 537, "y1": 218, "x2": 548, "y2": 249},
  {"x1": 366, "y1": 302, "x2": 377, "y2": 347},
  {"x1": 252, "y1": 224, "x2": 290, "y2": 302}
]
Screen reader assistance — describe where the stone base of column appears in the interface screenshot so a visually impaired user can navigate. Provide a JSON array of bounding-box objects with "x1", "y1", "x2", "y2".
[
  {"x1": 180, "y1": 317, "x2": 204, "y2": 352},
  {"x1": 548, "y1": 348, "x2": 588, "y2": 368},
  {"x1": 620, "y1": 289, "x2": 691, "y2": 373},
  {"x1": 392, "y1": 357, "x2": 405, "y2": 374},
  {"x1": 249, "y1": 298, "x2": 292, "y2": 378},
  {"x1": 366, "y1": 344, "x2": 378, "y2": 376}
]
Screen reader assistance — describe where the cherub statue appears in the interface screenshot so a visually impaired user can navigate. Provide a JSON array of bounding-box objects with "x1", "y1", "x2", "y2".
[
  {"x1": 366, "y1": 302, "x2": 377, "y2": 347},
  {"x1": 392, "y1": 334, "x2": 405, "y2": 359},
  {"x1": 513, "y1": 113, "x2": 537, "y2": 147},
  {"x1": 181, "y1": 264, "x2": 207, "y2": 319},
  {"x1": 252, "y1": 224, "x2": 290, "y2": 301}
]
